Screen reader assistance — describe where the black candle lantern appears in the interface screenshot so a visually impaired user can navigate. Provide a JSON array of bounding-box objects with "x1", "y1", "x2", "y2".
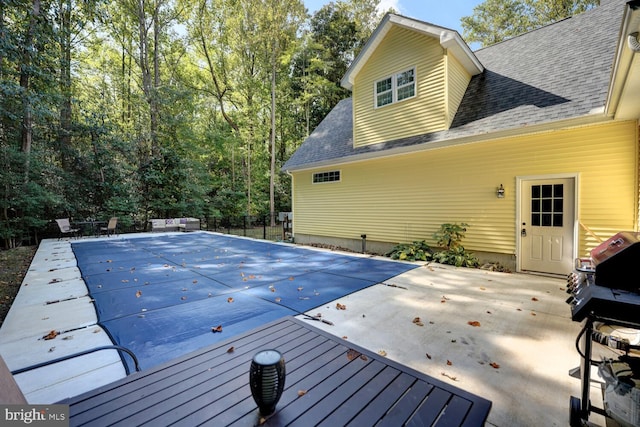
[{"x1": 249, "y1": 349, "x2": 286, "y2": 416}]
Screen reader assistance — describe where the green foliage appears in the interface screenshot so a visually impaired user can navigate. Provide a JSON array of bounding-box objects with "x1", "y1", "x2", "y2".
[
  {"x1": 432, "y1": 223, "x2": 479, "y2": 268},
  {"x1": 0, "y1": 0, "x2": 381, "y2": 247},
  {"x1": 433, "y1": 223, "x2": 469, "y2": 250},
  {"x1": 386, "y1": 240, "x2": 432, "y2": 261},
  {"x1": 461, "y1": 0, "x2": 599, "y2": 47},
  {"x1": 432, "y1": 245, "x2": 479, "y2": 268}
]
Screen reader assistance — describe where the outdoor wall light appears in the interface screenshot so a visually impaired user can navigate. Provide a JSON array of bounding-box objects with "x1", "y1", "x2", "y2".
[
  {"x1": 497, "y1": 184, "x2": 505, "y2": 198},
  {"x1": 249, "y1": 349, "x2": 286, "y2": 416}
]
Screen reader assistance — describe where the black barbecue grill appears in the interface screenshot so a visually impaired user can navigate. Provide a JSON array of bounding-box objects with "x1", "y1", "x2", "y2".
[{"x1": 566, "y1": 232, "x2": 640, "y2": 427}]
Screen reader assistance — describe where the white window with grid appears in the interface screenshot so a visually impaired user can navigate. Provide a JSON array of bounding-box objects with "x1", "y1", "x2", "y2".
[{"x1": 374, "y1": 67, "x2": 415, "y2": 108}]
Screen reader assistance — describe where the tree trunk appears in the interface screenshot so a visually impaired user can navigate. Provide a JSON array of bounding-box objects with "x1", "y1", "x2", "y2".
[
  {"x1": 20, "y1": 0, "x2": 41, "y2": 182},
  {"x1": 269, "y1": 40, "x2": 277, "y2": 226},
  {"x1": 59, "y1": 0, "x2": 72, "y2": 170}
]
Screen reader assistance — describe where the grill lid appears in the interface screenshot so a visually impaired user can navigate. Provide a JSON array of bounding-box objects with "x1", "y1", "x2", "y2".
[{"x1": 590, "y1": 231, "x2": 640, "y2": 291}]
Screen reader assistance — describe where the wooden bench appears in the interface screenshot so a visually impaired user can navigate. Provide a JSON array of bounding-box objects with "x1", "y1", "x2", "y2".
[{"x1": 61, "y1": 316, "x2": 491, "y2": 426}]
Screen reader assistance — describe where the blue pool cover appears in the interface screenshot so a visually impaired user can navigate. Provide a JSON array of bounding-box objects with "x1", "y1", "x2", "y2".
[{"x1": 71, "y1": 233, "x2": 417, "y2": 371}]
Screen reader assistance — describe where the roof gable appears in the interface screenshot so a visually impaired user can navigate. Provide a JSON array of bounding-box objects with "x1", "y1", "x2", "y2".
[
  {"x1": 283, "y1": 0, "x2": 628, "y2": 172},
  {"x1": 341, "y1": 14, "x2": 484, "y2": 90}
]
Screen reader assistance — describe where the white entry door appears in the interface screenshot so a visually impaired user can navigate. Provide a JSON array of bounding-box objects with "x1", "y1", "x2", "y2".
[{"x1": 520, "y1": 177, "x2": 575, "y2": 275}]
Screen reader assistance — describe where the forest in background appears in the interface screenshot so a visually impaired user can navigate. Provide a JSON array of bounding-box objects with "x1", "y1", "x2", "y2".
[
  {"x1": 1, "y1": 0, "x2": 386, "y2": 247},
  {"x1": 0, "y1": 0, "x2": 599, "y2": 248}
]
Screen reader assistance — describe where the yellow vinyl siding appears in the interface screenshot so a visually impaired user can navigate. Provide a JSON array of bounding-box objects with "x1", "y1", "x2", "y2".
[
  {"x1": 353, "y1": 26, "x2": 446, "y2": 147},
  {"x1": 446, "y1": 53, "x2": 471, "y2": 127},
  {"x1": 292, "y1": 120, "x2": 638, "y2": 257}
]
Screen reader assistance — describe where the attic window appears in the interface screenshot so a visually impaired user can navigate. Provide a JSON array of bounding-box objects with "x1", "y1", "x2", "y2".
[
  {"x1": 313, "y1": 170, "x2": 341, "y2": 183},
  {"x1": 375, "y1": 67, "x2": 415, "y2": 108}
]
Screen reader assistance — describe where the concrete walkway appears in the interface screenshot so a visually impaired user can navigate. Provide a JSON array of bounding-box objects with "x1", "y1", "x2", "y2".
[
  {"x1": 0, "y1": 235, "x2": 605, "y2": 426},
  {"x1": 0, "y1": 238, "x2": 127, "y2": 403}
]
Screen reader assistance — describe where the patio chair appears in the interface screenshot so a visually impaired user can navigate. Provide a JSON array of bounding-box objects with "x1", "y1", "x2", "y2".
[
  {"x1": 100, "y1": 217, "x2": 118, "y2": 236},
  {"x1": 55, "y1": 218, "x2": 80, "y2": 239}
]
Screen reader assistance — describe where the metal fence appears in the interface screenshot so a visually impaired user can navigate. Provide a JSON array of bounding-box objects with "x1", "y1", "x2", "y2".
[
  {"x1": 203, "y1": 214, "x2": 292, "y2": 242},
  {"x1": 26, "y1": 213, "x2": 292, "y2": 246}
]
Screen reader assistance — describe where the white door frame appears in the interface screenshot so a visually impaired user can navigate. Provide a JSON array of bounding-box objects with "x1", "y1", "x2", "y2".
[{"x1": 515, "y1": 173, "x2": 579, "y2": 274}]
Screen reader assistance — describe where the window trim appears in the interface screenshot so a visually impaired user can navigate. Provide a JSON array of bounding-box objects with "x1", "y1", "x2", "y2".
[
  {"x1": 312, "y1": 170, "x2": 341, "y2": 184},
  {"x1": 374, "y1": 66, "x2": 416, "y2": 108}
]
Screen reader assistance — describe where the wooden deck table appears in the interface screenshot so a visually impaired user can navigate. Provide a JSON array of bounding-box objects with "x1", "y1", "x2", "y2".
[{"x1": 61, "y1": 316, "x2": 491, "y2": 426}]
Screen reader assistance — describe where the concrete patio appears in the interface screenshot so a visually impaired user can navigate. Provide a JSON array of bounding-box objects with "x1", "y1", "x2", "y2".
[
  {"x1": 0, "y1": 233, "x2": 608, "y2": 426},
  {"x1": 303, "y1": 262, "x2": 602, "y2": 426}
]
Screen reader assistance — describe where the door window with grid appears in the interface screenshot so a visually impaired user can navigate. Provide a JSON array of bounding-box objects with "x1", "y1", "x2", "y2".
[{"x1": 530, "y1": 184, "x2": 563, "y2": 227}]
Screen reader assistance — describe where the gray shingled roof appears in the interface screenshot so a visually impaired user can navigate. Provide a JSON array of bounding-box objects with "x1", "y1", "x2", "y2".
[{"x1": 283, "y1": 0, "x2": 625, "y2": 171}]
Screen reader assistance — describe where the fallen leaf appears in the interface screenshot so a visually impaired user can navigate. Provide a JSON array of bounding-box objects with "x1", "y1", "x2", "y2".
[
  {"x1": 490, "y1": 362, "x2": 500, "y2": 369},
  {"x1": 441, "y1": 372, "x2": 458, "y2": 381},
  {"x1": 480, "y1": 287, "x2": 486, "y2": 290},
  {"x1": 360, "y1": 354, "x2": 368, "y2": 361},
  {"x1": 531, "y1": 297, "x2": 538, "y2": 301},
  {"x1": 298, "y1": 390, "x2": 307, "y2": 396},
  {"x1": 227, "y1": 297, "x2": 234, "y2": 303},
  {"x1": 531, "y1": 312, "x2": 537, "y2": 316},
  {"x1": 43, "y1": 330, "x2": 59, "y2": 340},
  {"x1": 336, "y1": 303, "x2": 347, "y2": 310},
  {"x1": 413, "y1": 317, "x2": 424, "y2": 326},
  {"x1": 211, "y1": 325, "x2": 223, "y2": 333},
  {"x1": 467, "y1": 321, "x2": 481, "y2": 327},
  {"x1": 347, "y1": 349, "x2": 361, "y2": 361},
  {"x1": 227, "y1": 346, "x2": 235, "y2": 353},
  {"x1": 135, "y1": 290, "x2": 142, "y2": 298},
  {"x1": 378, "y1": 350, "x2": 387, "y2": 357},
  {"x1": 447, "y1": 360, "x2": 452, "y2": 366}
]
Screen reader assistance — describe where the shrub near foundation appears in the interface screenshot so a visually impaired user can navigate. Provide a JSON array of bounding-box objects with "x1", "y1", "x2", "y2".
[
  {"x1": 385, "y1": 223, "x2": 479, "y2": 267},
  {"x1": 385, "y1": 240, "x2": 432, "y2": 261},
  {"x1": 432, "y1": 223, "x2": 479, "y2": 268}
]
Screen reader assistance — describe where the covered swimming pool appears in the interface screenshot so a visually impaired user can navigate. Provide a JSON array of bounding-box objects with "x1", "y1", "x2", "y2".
[{"x1": 71, "y1": 232, "x2": 418, "y2": 372}]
